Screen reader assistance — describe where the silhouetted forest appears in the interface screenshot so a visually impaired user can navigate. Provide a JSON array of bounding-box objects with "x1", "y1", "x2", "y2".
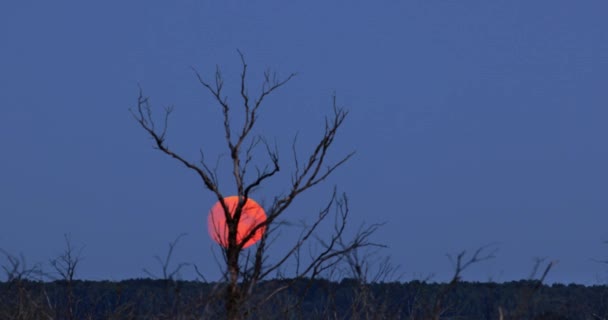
[{"x1": 2, "y1": 278, "x2": 607, "y2": 319}]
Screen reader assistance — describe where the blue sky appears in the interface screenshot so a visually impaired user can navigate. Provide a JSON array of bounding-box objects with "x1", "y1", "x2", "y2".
[{"x1": 1, "y1": 1, "x2": 607, "y2": 284}]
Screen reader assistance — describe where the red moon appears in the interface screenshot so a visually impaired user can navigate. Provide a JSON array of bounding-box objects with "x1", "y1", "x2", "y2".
[{"x1": 207, "y1": 196, "x2": 266, "y2": 248}]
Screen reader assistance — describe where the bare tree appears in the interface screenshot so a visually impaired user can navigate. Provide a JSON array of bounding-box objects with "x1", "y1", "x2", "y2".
[
  {"x1": 0, "y1": 249, "x2": 53, "y2": 320},
  {"x1": 49, "y1": 234, "x2": 83, "y2": 320},
  {"x1": 142, "y1": 233, "x2": 191, "y2": 319},
  {"x1": 427, "y1": 245, "x2": 497, "y2": 320},
  {"x1": 132, "y1": 51, "x2": 378, "y2": 319},
  {"x1": 502, "y1": 257, "x2": 557, "y2": 320}
]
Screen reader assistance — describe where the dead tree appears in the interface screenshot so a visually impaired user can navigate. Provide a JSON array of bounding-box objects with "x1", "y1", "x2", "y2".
[
  {"x1": 0, "y1": 249, "x2": 52, "y2": 320},
  {"x1": 132, "y1": 51, "x2": 378, "y2": 319},
  {"x1": 428, "y1": 245, "x2": 497, "y2": 320},
  {"x1": 49, "y1": 234, "x2": 83, "y2": 320},
  {"x1": 502, "y1": 258, "x2": 556, "y2": 320}
]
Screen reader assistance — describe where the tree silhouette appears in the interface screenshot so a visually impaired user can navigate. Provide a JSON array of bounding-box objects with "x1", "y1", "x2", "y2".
[{"x1": 132, "y1": 51, "x2": 379, "y2": 319}]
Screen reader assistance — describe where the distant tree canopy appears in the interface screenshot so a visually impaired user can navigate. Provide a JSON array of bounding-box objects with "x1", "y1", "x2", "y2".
[{"x1": 1, "y1": 278, "x2": 607, "y2": 319}]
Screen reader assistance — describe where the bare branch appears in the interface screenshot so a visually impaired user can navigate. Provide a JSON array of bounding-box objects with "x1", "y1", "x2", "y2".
[
  {"x1": 445, "y1": 245, "x2": 498, "y2": 283},
  {"x1": 259, "y1": 188, "x2": 339, "y2": 279},
  {"x1": 130, "y1": 88, "x2": 223, "y2": 200},
  {"x1": 243, "y1": 138, "x2": 280, "y2": 198},
  {"x1": 270, "y1": 96, "x2": 354, "y2": 221},
  {"x1": 49, "y1": 234, "x2": 83, "y2": 282},
  {"x1": 192, "y1": 66, "x2": 232, "y2": 148},
  {"x1": 143, "y1": 233, "x2": 189, "y2": 281},
  {"x1": 1, "y1": 249, "x2": 44, "y2": 282},
  {"x1": 509, "y1": 259, "x2": 557, "y2": 319},
  {"x1": 432, "y1": 244, "x2": 498, "y2": 319}
]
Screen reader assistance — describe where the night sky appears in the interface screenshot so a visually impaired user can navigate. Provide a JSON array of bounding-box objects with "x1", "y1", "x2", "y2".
[{"x1": 1, "y1": 1, "x2": 607, "y2": 284}]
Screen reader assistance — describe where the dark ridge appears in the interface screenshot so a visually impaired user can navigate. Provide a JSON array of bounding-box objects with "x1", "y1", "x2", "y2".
[{"x1": 1, "y1": 278, "x2": 606, "y2": 319}]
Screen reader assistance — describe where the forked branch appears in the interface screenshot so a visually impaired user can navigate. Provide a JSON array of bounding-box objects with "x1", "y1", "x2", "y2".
[
  {"x1": 431, "y1": 245, "x2": 498, "y2": 319},
  {"x1": 130, "y1": 88, "x2": 223, "y2": 200}
]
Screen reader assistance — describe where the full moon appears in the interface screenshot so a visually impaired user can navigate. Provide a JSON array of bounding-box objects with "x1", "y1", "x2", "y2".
[{"x1": 207, "y1": 196, "x2": 266, "y2": 248}]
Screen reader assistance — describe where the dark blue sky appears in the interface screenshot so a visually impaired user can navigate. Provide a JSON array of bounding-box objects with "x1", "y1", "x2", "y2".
[{"x1": 1, "y1": 1, "x2": 607, "y2": 284}]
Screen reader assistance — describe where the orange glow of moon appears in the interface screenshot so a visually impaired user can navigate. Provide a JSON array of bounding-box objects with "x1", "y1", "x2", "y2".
[{"x1": 207, "y1": 196, "x2": 266, "y2": 248}]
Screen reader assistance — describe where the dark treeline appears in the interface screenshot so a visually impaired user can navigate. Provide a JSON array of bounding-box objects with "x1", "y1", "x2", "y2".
[{"x1": 1, "y1": 278, "x2": 607, "y2": 319}]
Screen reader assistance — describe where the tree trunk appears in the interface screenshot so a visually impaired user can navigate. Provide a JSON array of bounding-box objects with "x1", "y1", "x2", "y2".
[{"x1": 226, "y1": 247, "x2": 242, "y2": 320}]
